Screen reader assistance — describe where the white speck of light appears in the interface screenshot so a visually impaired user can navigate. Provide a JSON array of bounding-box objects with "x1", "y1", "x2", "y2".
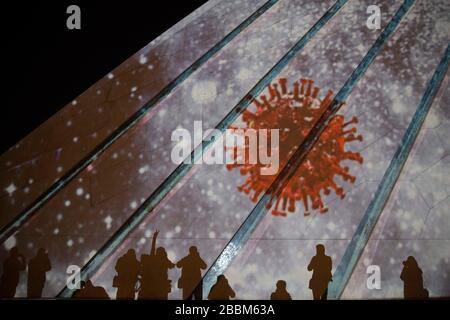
[
  {"x1": 131, "y1": 86, "x2": 138, "y2": 92},
  {"x1": 107, "y1": 73, "x2": 114, "y2": 79},
  {"x1": 4, "y1": 235, "x2": 16, "y2": 250},
  {"x1": 236, "y1": 68, "x2": 252, "y2": 81},
  {"x1": 76, "y1": 188, "x2": 84, "y2": 196},
  {"x1": 191, "y1": 81, "x2": 217, "y2": 104},
  {"x1": 57, "y1": 166, "x2": 63, "y2": 173},
  {"x1": 72, "y1": 100, "x2": 77, "y2": 106},
  {"x1": 5, "y1": 183, "x2": 17, "y2": 196},
  {"x1": 104, "y1": 215, "x2": 112, "y2": 230},
  {"x1": 65, "y1": 200, "x2": 71, "y2": 207},
  {"x1": 73, "y1": 137, "x2": 79, "y2": 143},
  {"x1": 139, "y1": 55, "x2": 148, "y2": 64},
  {"x1": 139, "y1": 165, "x2": 149, "y2": 175},
  {"x1": 130, "y1": 201, "x2": 138, "y2": 209},
  {"x1": 175, "y1": 225, "x2": 181, "y2": 233},
  {"x1": 67, "y1": 239, "x2": 74, "y2": 247}
]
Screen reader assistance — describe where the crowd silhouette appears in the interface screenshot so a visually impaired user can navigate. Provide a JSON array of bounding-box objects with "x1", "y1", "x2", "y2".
[
  {"x1": 0, "y1": 247, "x2": 51, "y2": 299},
  {"x1": 0, "y1": 236, "x2": 435, "y2": 300}
]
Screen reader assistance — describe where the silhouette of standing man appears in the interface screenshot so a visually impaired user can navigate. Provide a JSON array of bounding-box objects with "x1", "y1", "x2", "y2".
[
  {"x1": 400, "y1": 256, "x2": 429, "y2": 299},
  {"x1": 27, "y1": 248, "x2": 51, "y2": 298},
  {"x1": 307, "y1": 244, "x2": 332, "y2": 300},
  {"x1": 0, "y1": 246, "x2": 26, "y2": 298},
  {"x1": 176, "y1": 246, "x2": 207, "y2": 300},
  {"x1": 270, "y1": 280, "x2": 292, "y2": 300},
  {"x1": 114, "y1": 249, "x2": 140, "y2": 299}
]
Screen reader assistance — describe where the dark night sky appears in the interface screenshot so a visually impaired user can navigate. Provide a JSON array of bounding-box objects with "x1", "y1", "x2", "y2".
[{"x1": 1, "y1": 1, "x2": 207, "y2": 154}]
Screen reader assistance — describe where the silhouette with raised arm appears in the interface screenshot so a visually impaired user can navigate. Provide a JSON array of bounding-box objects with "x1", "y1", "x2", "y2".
[
  {"x1": 400, "y1": 256, "x2": 429, "y2": 299},
  {"x1": 307, "y1": 244, "x2": 332, "y2": 300},
  {"x1": 138, "y1": 229, "x2": 175, "y2": 300},
  {"x1": 73, "y1": 280, "x2": 110, "y2": 299},
  {"x1": 270, "y1": 280, "x2": 292, "y2": 300},
  {"x1": 176, "y1": 246, "x2": 207, "y2": 300},
  {"x1": 27, "y1": 248, "x2": 51, "y2": 298},
  {"x1": 0, "y1": 246, "x2": 26, "y2": 298},
  {"x1": 113, "y1": 249, "x2": 140, "y2": 299},
  {"x1": 208, "y1": 275, "x2": 235, "y2": 300}
]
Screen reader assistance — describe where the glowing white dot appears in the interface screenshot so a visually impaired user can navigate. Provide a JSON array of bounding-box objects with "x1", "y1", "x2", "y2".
[
  {"x1": 53, "y1": 228, "x2": 59, "y2": 235},
  {"x1": 104, "y1": 215, "x2": 112, "y2": 229},
  {"x1": 191, "y1": 81, "x2": 217, "y2": 104},
  {"x1": 64, "y1": 200, "x2": 71, "y2": 207},
  {"x1": 57, "y1": 213, "x2": 63, "y2": 221},
  {"x1": 139, "y1": 165, "x2": 149, "y2": 174},
  {"x1": 130, "y1": 201, "x2": 138, "y2": 209},
  {"x1": 131, "y1": 86, "x2": 138, "y2": 92},
  {"x1": 67, "y1": 239, "x2": 74, "y2": 247},
  {"x1": 107, "y1": 73, "x2": 114, "y2": 79},
  {"x1": 72, "y1": 100, "x2": 77, "y2": 106},
  {"x1": 29, "y1": 179, "x2": 34, "y2": 184},
  {"x1": 139, "y1": 55, "x2": 148, "y2": 64},
  {"x1": 175, "y1": 226, "x2": 181, "y2": 233},
  {"x1": 73, "y1": 137, "x2": 79, "y2": 143},
  {"x1": 57, "y1": 166, "x2": 63, "y2": 173},
  {"x1": 5, "y1": 183, "x2": 17, "y2": 196},
  {"x1": 76, "y1": 188, "x2": 84, "y2": 196},
  {"x1": 4, "y1": 235, "x2": 16, "y2": 250},
  {"x1": 236, "y1": 68, "x2": 252, "y2": 81}
]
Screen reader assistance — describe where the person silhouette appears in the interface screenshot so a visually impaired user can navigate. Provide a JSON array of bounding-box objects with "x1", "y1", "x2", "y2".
[
  {"x1": 0, "y1": 246, "x2": 26, "y2": 298},
  {"x1": 138, "y1": 230, "x2": 175, "y2": 300},
  {"x1": 400, "y1": 256, "x2": 429, "y2": 299},
  {"x1": 176, "y1": 246, "x2": 207, "y2": 300},
  {"x1": 208, "y1": 275, "x2": 235, "y2": 300},
  {"x1": 113, "y1": 249, "x2": 140, "y2": 299},
  {"x1": 73, "y1": 280, "x2": 110, "y2": 299},
  {"x1": 270, "y1": 280, "x2": 292, "y2": 300},
  {"x1": 307, "y1": 244, "x2": 332, "y2": 300},
  {"x1": 27, "y1": 248, "x2": 51, "y2": 298}
]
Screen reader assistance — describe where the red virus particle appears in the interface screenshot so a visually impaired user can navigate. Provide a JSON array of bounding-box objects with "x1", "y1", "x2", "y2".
[{"x1": 226, "y1": 78, "x2": 364, "y2": 217}]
